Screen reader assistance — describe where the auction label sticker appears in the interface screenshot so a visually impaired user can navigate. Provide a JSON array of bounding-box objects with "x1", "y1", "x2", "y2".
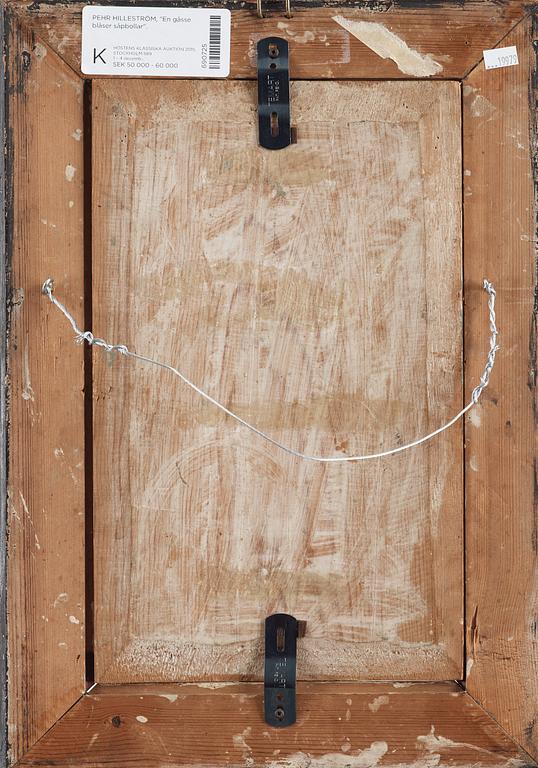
[
  {"x1": 483, "y1": 45, "x2": 518, "y2": 70},
  {"x1": 81, "y1": 6, "x2": 231, "y2": 77}
]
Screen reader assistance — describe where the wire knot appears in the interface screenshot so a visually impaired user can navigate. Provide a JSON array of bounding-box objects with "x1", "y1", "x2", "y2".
[
  {"x1": 41, "y1": 278, "x2": 54, "y2": 297},
  {"x1": 75, "y1": 332, "x2": 129, "y2": 356},
  {"x1": 109, "y1": 344, "x2": 129, "y2": 355},
  {"x1": 76, "y1": 331, "x2": 94, "y2": 346}
]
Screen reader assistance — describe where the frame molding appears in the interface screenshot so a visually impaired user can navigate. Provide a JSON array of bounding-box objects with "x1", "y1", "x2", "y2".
[
  {"x1": 463, "y1": 12, "x2": 538, "y2": 758},
  {"x1": 1, "y1": 4, "x2": 8, "y2": 765},
  {"x1": 14, "y1": 682, "x2": 538, "y2": 767},
  {"x1": 5, "y1": 6, "x2": 86, "y2": 764},
  {"x1": 3, "y1": 1, "x2": 537, "y2": 765},
  {"x1": 6, "y1": 0, "x2": 533, "y2": 79}
]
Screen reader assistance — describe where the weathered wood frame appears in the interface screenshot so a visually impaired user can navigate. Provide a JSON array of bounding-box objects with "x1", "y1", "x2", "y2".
[{"x1": 3, "y1": 1, "x2": 537, "y2": 765}]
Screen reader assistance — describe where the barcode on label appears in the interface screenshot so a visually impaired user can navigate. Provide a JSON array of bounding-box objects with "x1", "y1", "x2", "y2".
[
  {"x1": 209, "y1": 14, "x2": 221, "y2": 69},
  {"x1": 81, "y1": 6, "x2": 230, "y2": 77}
]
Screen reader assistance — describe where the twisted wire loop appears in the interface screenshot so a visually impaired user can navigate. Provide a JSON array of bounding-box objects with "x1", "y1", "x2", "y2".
[
  {"x1": 41, "y1": 281, "x2": 130, "y2": 356},
  {"x1": 470, "y1": 280, "x2": 499, "y2": 404},
  {"x1": 41, "y1": 277, "x2": 499, "y2": 463}
]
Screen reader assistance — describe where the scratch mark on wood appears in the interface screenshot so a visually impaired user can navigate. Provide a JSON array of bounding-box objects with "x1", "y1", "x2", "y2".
[
  {"x1": 417, "y1": 725, "x2": 515, "y2": 759},
  {"x1": 64, "y1": 163, "x2": 76, "y2": 181},
  {"x1": 470, "y1": 94, "x2": 496, "y2": 119},
  {"x1": 266, "y1": 741, "x2": 388, "y2": 768},
  {"x1": 368, "y1": 694, "x2": 390, "y2": 712},
  {"x1": 21, "y1": 341, "x2": 34, "y2": 402}
]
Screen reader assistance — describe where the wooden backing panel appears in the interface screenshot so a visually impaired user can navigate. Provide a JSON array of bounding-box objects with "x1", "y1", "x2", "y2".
[
  {"x1": 17, "y1": 682, "x2": 534, "y2": 767},
  {"x1": 8, "y1": 1, "x2": 529, "y2": 81},
  {"x1": 92, "y1": 78, "x2": 462, "y2": 683},
  {"x1": 463, "y1": 15, "x2": 538, "y2": 761},
  {"x1": 6, "y1": 19, "x2": 86, "y2": 763}
]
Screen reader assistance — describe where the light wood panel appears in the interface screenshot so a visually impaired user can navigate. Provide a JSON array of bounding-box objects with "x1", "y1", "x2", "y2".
[
  {"x1": 6, "y1": 20, "x2": 86, "y2": 764},
  {"x1": 7, "y1": 0, "x2": 530, "y2": 80},
  {"x1": 464, "y1": 14, "x2": 538, "y2": 762},
  {"x1": 92, "y1": 79, "x2": 463, "y2": 683},
  {"x1": 17, "y1": 682, "x2": 534, "y2": 767}
]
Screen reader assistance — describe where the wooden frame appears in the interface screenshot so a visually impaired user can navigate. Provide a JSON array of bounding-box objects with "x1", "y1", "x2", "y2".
[{"x1": 3, "y1": 0, "x2": 537, "y2": 765}]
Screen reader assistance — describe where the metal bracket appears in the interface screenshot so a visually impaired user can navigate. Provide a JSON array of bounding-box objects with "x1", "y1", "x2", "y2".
[
  {"x1": 264, "y1": 613, "x2": 303, "y2": 727},
  {"x1": 257, "y1": 38, "x2": 292, "y2": 151},
  {"x1": 256, "y1": 0, "x2": 293, "y2": 19}
]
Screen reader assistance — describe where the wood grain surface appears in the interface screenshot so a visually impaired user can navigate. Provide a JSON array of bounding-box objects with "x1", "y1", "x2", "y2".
[
  {"x1": 4, "y1": 1, "x2": 538, "y2": 765},
  {"x1": 17, "y1": 682, "x2": 534, "y2": 767},
  {"x1": 92, "y1": 78, "x2": 463, "y2": 683},
  {"x1": 463, "y1": 14, "x2": 538, "y2": 762},
  {"x1": 6, "y1": 22, "x2": 86, "y2": 764},
  {"x1": 7, "y1": 1, "x2": 530, "y2": 81}
]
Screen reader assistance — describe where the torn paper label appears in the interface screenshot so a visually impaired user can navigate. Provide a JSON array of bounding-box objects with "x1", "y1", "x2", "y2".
[
  {"x1": 483, "y1": 46, "x2": 518, "y2": 71},
  {"x1": 332, "y1": 17, "x2": 442, "y2": 77}
]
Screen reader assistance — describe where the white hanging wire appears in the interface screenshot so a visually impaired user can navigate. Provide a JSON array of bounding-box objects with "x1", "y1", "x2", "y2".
[{"x1": 41, "y1": 278, "x2": 499, "y2": 463}]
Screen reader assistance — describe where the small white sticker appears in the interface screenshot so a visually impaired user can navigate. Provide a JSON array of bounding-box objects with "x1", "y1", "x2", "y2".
[
  {"x1": 81, "y1": 6, "x2": 231, "y2": 77},
  {"x1": 483, "y1": 45, "x2": 519, "y2": 71}
]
